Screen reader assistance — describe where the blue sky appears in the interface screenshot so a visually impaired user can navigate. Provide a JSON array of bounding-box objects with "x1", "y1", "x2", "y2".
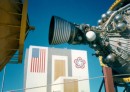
[{"x1": 0, "y1": 0, "x2": 125, "y2": 92}]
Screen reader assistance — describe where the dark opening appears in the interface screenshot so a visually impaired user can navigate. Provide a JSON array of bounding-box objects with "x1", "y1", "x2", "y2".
[{"x1": 49, "y1": 16, "x2": 55, "y2": 44}]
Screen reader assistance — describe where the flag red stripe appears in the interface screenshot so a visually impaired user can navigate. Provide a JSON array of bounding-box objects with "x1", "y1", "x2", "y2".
[
  {"x1": 41, "y1": 49, "x2": 44, "y2": 72},
  {"x1": 40, "y1": 49, "x2": 43, "y2": 72},
  {"x1": 34, "y1": 58, "x2": 37, "y2": 72},
  {"x1": 44, "y1": 50, "x2": 46, "y2": 72},
  {"x1": 36, "y1": 58, "x2": 38, "y2": 72},
  {"x1": 37, "y1": 58, "x2": 38, "y2": 72},
  {"x1": 32, "y1": 58, "x2": 35, "y2": 72},
  {"x1": 33, "y1": 58, "x2": 35, "y2": 72},
  {"x1": 37, "y1": 58, "x2": 39, "y2": 72},
  {"x1": 38, "y1": 58, "x2": 40, "y2": 72},
  {"x1": 32, "y1": 58, "x2": 34, "y2": 72}
]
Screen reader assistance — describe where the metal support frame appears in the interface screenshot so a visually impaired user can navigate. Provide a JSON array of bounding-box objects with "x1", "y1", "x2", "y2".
[
  {"x1": 103, "y1": 67, "x2": 115, "y2": 92},
  {"x1": 123, "y1": 88, "x2": 126, "y2": 92},
  {"x1": 0, "y1": 23, "x2": 20, "y2": 28},
  {"x1": 18, "y1": 0, "x2": 28, "y2": 63},
  {"x1": 0, "y1": 7, "x2": 22, "y2": 15},
  {"x1": 114, "y1": 85, "x2": 118, "y2": 92},
  {"x1": 98, "y1": 79, "x2": 105, "y2": 92},
  {"x1": 0, "y1": 0, "x2": 29, "y2": 70}
]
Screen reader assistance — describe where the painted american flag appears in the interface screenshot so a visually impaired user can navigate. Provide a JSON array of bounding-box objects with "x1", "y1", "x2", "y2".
[{"x1": 30, "y1": 48, "x2": 46, "y2": 73}]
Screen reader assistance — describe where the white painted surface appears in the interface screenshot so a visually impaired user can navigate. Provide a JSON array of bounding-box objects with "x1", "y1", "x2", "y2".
[
  {"x1": 24, "y1": 46, "x2": 90, "y2": 92},
  {"x1": 71, "y1": 50, "x2": 90, "y2": 92},
  {"x1": 52, "y1": 77, "x2": 63, "y2": 92},
  {"x1": 25, "y1": 46, "x2": 48, "y2": 92}
]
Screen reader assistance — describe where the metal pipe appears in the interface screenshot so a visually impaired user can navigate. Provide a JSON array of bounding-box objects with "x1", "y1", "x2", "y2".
[
  {"x1": 103, "y1": 3, "x2": 130, "y2": 31},
  {"x1": 1, "y1": 66, "x2": 6, "y2": 92}
]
